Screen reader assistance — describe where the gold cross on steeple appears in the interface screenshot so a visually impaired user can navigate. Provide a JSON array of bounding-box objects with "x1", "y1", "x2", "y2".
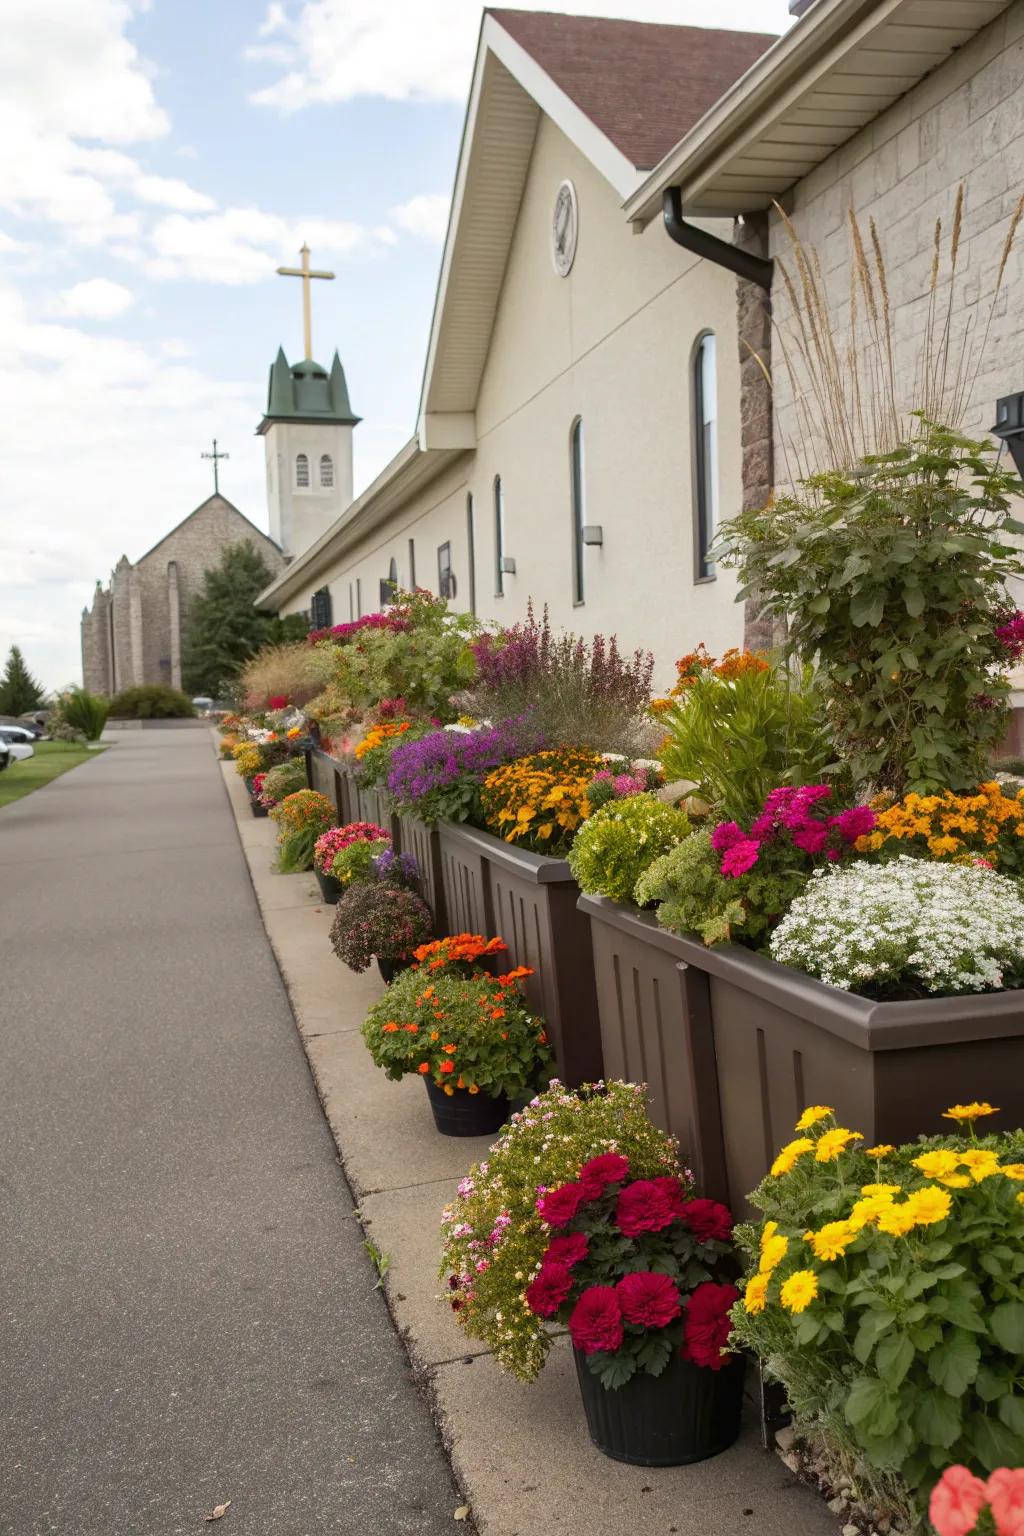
[{"x1": 276, "y1": 243, "x2": 335, "y2": 361}]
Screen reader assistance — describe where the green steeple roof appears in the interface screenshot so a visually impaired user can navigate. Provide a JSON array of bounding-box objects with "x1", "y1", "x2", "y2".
[{"x1": 258, "y1": 347, "x2": 360, "y2": 433}]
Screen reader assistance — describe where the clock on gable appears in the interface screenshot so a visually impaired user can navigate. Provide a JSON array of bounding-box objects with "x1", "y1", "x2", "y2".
[{"x1": 551, "y1": 179, "x2": 578, "y2": 277}]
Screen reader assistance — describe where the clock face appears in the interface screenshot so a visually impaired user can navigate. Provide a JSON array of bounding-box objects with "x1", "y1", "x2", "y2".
[{"x1": 551, "y1": 180, "x2": 578, "y2": 277}]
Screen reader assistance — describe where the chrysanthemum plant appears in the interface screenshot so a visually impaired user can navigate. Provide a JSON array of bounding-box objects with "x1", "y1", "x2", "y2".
[{"x1": 731, "y1": 1105, "x2": 1024, "y2": 1528}]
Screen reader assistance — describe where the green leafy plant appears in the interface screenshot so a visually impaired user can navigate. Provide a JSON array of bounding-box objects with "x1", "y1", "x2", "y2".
[
  {"x1": 258, "y1": 757, "x2": 307, "y2": 807},
  {"x1": 439, "y1": 1081, "x2": 682, "y2": 1381},
  {"x1": 330, "y1": 836, "x2": 390, "y2": 887},
  {"x1": 636, "y1": 830, "x2": 748, "y2": 946},
  {"x1": 656, "y1": 661, "x2": 839, "y2": 822},
  {"x1": 731, "y1": 1105, "x2": 1024, "y2": 1528},
  {"x1": 56, "y1": 687, "x2": 109, "y2": 741},
  {"x1": 361, "y1": 963, "x2": 552, "y2": 1100},
  {"x1": 321, "y1": 590, "x2": 479, "y2": 717},
  {"x1": 269, "y1": 788, "x2": 335, "y2": 872},
  {"x1": 567, "y1": 795, "x2": 690, "y2": 905},
  {"x1": 108, "y1": 684, "x2": 196, "y2": 719}
]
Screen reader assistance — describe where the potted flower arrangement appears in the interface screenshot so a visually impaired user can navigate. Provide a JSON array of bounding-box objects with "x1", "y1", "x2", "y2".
[
  {"x1": 330, "y1": 874, "x2": 432, "y2": 982},
  {"x1": 312, "y1": 820, "x2": 391, "y2": 903},
  {"x1": 525, "y1": 1159, "x2": 743, "y2": 1466},
  {"x1": 360, "y1": 956, "x2": 552, "y2": 1135},
  {"x1": 269, "y1": 789, "x2": 335, "y2": 873},
  {"x1": 731, "y1": 1104, "x2": 1024, "y2": 1533},
  {"x1": 258, "y1": 758, "x2": 307, "y2": 814},
  {"x1": 249, "y1": 771, "x2": 270, "y2": 818}
]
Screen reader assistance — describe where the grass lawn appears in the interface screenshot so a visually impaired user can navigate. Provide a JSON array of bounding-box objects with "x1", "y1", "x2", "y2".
[{"x1": 0, "y1": 741, "x2": 106, "y2": 809}]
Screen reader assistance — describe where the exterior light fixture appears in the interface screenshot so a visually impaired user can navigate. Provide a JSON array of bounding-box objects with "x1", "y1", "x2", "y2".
[
  {"x1": 582, "y1": 526, "x2": 604, "y2": 546},
  {"x1": 993, "y1": 393, "x2": 1024, "y2": 477},
  {"x1": 500, "y1": 556, "x2": 517, "y2": 575}
]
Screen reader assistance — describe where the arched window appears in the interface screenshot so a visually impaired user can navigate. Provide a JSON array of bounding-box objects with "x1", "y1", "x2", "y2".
[
  {"x1": 570, "y1": 418, "x2": 585, "y2": 606},
  {"x1": 319, "y1": 454, "x2": 334, "y2": 489},
  {"x1": 494, "y1": 476, "x2": 505, "y2": 597},
  {"x1": 466, "y1": 493, "x2": 476, "y2": 615},
  {"x1": 295, "y1": 453, "x2": 310, "y2": 489},
  {"x1": 693, "y1": 333, "x2": 718, "y2": 579}
]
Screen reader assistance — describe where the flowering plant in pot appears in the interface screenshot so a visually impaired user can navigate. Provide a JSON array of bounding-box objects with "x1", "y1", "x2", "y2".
[
  {"x1": 269, "y1": 789, "x2": 335, "y2": 873},
  {"x1": 522, "y1": 1160, "x2": 743, "y2": 1465},
  {"x1": 360, "y1": 961, "x2": 553, "y2": 1136},
  {"x1": 312, "y1": 820, "x2": 391, "y2": 902},
  {"x1": 330, "y1": 878, "x2": 433, "y2": 981},
  {"x1": 248, "y1": 771, "x2": 270, "y2": 818},
  {"x1": 410, "y1": 932, "x2": 509, "y2": 976},
  {"x1": 257, "y1": 757, "x2": 307, "y2": 811},
  {"x1": 480, "y1": 747, "x2": 604, "y2": 854},
  {"x1": 583, "y1": 758, "x2": 664, "y2": 813}
]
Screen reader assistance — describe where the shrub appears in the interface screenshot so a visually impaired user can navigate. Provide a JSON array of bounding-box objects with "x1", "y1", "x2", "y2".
[
  {"x1": 330, "y1": 880, "x2": 433, "y2": 972},
  {"x1": 439, "y1": 1080, "x2": 682, "y2": 1381},
  {"x1": 258, "y1": 758, "x2": 307, "y2": 808},
  {"x1": 239, "y1": 641, "x2": 325, "y2": 712},
  {"x1": 479, "y1": 747, "x2": 603, "y2": 854},
  {"x1": 517, "y1": 1161, "x2": 739, "y2": 1391},
  {"x1": 315, "y1": 590, "x2": 478, "y2": 717},
  {"x1": 859, "y1": 783, "x2": 1024, "y2": 878},
  {"x1": 387, "y1": 717, "x2": 545, "y2": 824},
  {"x1": 731, "y1": 1105, "x2": 1024, "y2": 1528},
  {"x1": 716, "y1": 423, "x2": 1024, "y2": 796},
  {"x1": 56, "y1": 687, "x2": 109, "y2": 741},
  {"x1": 568, "y1": 795, "x2": 691, "y2": 905},
  {"x1": 654, "y1": 655, "x2": 839, "y2": 823},
  {"x1": 269, "y1": 789, "x2": 335, "y2": 872},
  {"x1": 467, "y1": 602, "x2": 656, "y2": 756},
  {"x1": 360, "y1": 963, "x2": 553, "y2": 1100},
  {"x1": 330, "y1": 836, "x2": 390, "y2": 887},
  {"x1": 108, "y1": 684, "x2": 195, "y2": 719},
  {"x1": 769, "y1": 858, "x2": 1024, "y2": 999},
  {"x1": 313, "y1": 821, "x2": 390, "y2": 877}
]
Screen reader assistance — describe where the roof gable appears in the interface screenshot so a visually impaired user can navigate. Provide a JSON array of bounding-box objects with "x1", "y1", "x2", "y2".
[{"x1": 134, "y1": 494, "x2": 282, "y2": 566}]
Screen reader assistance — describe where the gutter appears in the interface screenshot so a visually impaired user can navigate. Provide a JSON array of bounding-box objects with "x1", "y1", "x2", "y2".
[{"x1": 662, "y1": 189, "x2": 773, "y2": 290}]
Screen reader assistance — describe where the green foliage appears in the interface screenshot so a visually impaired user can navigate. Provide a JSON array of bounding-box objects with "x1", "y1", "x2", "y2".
[
  {"x1": 322, "y1": 590, "x2": 479, "y2": 717},
  {"x1": 55, "y1": 687, "x2": 109, "y2": 741},
  {"x1": 0, "y1": 645, "x2": 46, "y2": 715},
  {"x1": 567, "y1": 794, "x2": 690, "y2": 905},
  {"x1": 657, "y1": 663, "x2": 839, "y2": 822},
  {"x1": 259, "y1": 758, "x2": 306, "y2": 805},
  {"x1": 439, "y1": 1081, "x2": 682, "y2": 1381},
  {"x1": 108, "y1": 684, "x2": 196, "y2": 719},
  {"x1": 715, "y1": 422, "x2": 1024, "y2": 795},
  {"x1": 731, "y1": 1111, "x2": 1024, "y2": 1527},
  {"x1": 329, "y1": 836, "x2": 389, "y2": 886},
  {"x1": 269, "y1": 788, "x2": 335, "y2": 872},
  {"x1": 636, "y1": 831, "x2": 755, "y2": 946},
  {"x1": 181, "y1": 541, "x2": 305, "y2": 697}
]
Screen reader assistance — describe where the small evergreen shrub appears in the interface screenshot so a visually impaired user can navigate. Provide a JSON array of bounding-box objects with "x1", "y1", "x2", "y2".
[
  {"x1": 57, "y1": 687, "x2": 109, "y2": 741},
  {"x1": 568, "y1": 795, "x2": 690, "y2": 905},
  {"x1": 108, "y1": 685, "x2": 195, "y2": 719}
]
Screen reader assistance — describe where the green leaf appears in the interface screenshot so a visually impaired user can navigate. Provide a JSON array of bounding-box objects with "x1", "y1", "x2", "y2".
[
  {"x1": 928, "y1": 1331, "x2": 980, "y2": 1396},
  {"x1": 845, "y1": 1376, "x2": 889, "y2": 1428},
  {"x1": 904, "y1": 585, "x2": 926, "y2": 618},
  {"x1": 990, "y1": 1301, "x2": 1024, "y2": 1354},
  {"x1": 875, "y1": 1331, "x2": 914, "y2": 1389},
  {"x1": 969, "y1": 1414, "x2": 1023, "y2": 1472},
  {"x1": 931, "y1": 1291, "x2": 986, "y2": 1333},
  {"x1": 998, "y1": 1394, "x2": 1024, "y2": 1437},
  {"x1": 850, "y1": 590, "x2": 885, "y2": 628},
  {"x1": 915, "y1": 1392, "x2": 963, "y2": 1449}
]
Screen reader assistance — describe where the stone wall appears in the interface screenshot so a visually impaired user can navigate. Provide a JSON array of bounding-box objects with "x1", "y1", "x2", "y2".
[{"x1": 770, "y1": 0, "x2": 1024, "y2": 481}]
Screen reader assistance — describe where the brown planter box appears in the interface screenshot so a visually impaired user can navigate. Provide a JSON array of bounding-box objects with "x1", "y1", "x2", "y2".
[
  {"x1": 394, "y1": 810, "x2": 448, "y2": 932},
  {"x1": 306, "y1": 748, "x2": 352, "y2": 825},
  {"x1": 582, "y1": 893, "x2": 1024, "y2": 1215},
  {"x1": 438, "y1": 822, "x2": 603, "y2": 1088}
]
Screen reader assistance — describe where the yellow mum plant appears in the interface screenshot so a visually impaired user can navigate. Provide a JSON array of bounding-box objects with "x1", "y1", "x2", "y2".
[
  {"x1": 858, "y1": 782, "x2": 1024, "y2": 875},
  {"x1": 731, "y1": 1107, "x2": 1024, "y2": 1529},
  {"x1": 479, "y1": 747, "x2": 603, "y2": 855}
]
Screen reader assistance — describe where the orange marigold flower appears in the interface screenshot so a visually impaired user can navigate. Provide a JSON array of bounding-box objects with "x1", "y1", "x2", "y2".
[
  {"x1": 439, "y1": 1061, "x2": 455, "y2": 1074},
  {"x1": 382, "y1": 1022, "x2": 399, "y2": 1033},
  {"x1": 417, "y1": 1062, "x2": 431, "y2": 1074},
  {"x1": 442, "y1": 1043, "x2": 457, "y2": 1054}
]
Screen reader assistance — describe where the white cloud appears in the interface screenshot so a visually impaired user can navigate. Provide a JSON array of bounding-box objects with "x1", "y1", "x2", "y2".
[
  {"x1": 391, "y1": 193, "x2": 451, "y2": 245},
  {"x1": 146, "y1": 207, "x2": 395, "y2": 285},
  {"x1": 248, "y1": 0, "x2": 794, "y2": 110},
  {"x1": 59, "y1": 278, "x2": 136, "y2": 319},
  {"x1": 128, "y1": 174, "x2": 217, "y2": 214}
]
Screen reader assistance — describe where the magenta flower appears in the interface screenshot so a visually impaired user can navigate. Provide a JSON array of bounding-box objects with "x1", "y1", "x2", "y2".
[
  {"x1": 720, "y1": 839, "x2": 761, "y2": 877},
  {"x1": 711, "y1": 821, "x2": 745, "y2": 853},
  {"x1": 832, "y1": 804, "x2": 875, "y2": 843}
]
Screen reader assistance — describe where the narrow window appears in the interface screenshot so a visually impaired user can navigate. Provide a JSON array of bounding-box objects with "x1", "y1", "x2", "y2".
[
  {"x1": 380, "y1": 561, "x2": 398, "y2": 608},
  {"x1": 311, "y1": 586, "x2": 332, "y2": 629},
  {"x1": 408, "y1": 538, "x2": 416, "y2": 590},
  {"x1": 296, "y1": 453, "x2": 310, "y2": 489},
  {"x1": 570, "y1": 418, "x2": 585, "y2": 605},
  {"x1": 466, "y1": 493, "x2": 476, "y2": 615},
  {"x1": 437, "y1": 541, "x2": 455, "y2": 600},
  {"x1": 694, "y1": 333, "x2": 718, "y2": 579},
  {"x1": 319, "y1": 454, "x2": 334, "y2": 489},
  {"x1": 494, "y1": 475, "x2": 505, "y2": 596},
  {"x1": 348, "y1": 582, "x2": 354, "y2": 621},
  {"x1": 356, "y1": 577, "x2": 362, "y2": 618}
]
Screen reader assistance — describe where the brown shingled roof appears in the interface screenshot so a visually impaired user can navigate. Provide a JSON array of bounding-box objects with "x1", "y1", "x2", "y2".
[{"x1": 489, "y1": 8, "x2": 778, "y2": 171}]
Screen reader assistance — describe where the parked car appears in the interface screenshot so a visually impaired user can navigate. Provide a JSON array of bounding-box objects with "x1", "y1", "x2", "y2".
[
  {"x1": 0, "y1": 727, "x2": 35, "y2": 761},
  {"x1": 0, "y1": 740, "x2": 9, "y2": 772}
]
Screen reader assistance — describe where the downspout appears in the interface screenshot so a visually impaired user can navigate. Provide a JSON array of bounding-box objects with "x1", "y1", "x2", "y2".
[{"x1": 662, "y1": 187, "x2": 773, "y2": 291}]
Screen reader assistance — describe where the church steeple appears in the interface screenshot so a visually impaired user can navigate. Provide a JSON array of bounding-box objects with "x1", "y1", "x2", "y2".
[{"x1": 258, "y1": 344, "x2": 358, "y2": 560}]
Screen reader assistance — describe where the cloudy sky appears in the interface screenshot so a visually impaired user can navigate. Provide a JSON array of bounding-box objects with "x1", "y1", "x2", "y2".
[{"x1": 0, "y1": 0, "x2": 793, "y2": 690}]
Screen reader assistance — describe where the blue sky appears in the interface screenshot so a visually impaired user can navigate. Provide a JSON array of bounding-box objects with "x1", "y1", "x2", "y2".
[{"x1": 0, "y1": 0, "x2": 793, "y2": 689}]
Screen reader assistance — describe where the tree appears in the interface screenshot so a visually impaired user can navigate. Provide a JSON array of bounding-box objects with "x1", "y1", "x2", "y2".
[
  {"x1": 181, "y1": 541, "x2": 307, "y2": 698},
  {"x1": 0, "y1": 645, "x2": 46, "y2": 715}
]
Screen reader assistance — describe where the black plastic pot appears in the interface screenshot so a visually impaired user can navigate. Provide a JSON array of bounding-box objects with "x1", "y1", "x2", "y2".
[
  {"x1": 573, "y1": 1347, "x2": 744, "y2": 1467},
  {"x1": 245, "y1": 779, "x2": 270, "y2": 818},
  {"x1": 376, "y1": 957, "x2": 410, "y2": 984},
  {"x1": 423, "y1": 1075, "x2": 509, "y2": 1137},
  {"x1": 314, "y1": 867, "x2": 343, "y2": 903}
]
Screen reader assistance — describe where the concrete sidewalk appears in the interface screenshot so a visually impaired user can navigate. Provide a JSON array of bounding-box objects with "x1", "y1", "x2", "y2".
[
  {"x1": 0, "y1": 729, "x2": 464, "y2": 1536},
  {"x1": 224, "y1": 751, "x2": 838, "y2": 1536}
]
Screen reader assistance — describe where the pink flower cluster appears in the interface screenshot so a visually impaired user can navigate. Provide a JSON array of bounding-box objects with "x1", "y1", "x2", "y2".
[
  {"x1": 589, "y1": 767, "x2": 656, "y2": 799},
  {"x1": 711, "y1": 786, "x2": 875, "y2": 879},
  {"x1": 931, "y1": 1466, "x2": 1024, "y2": 1536},
  {"x1": 313, "y1": 820, "x2": 390, "y2": 875},
  {"x1": 995, "y1": 610, "x2": 1024, "y2": 664}
]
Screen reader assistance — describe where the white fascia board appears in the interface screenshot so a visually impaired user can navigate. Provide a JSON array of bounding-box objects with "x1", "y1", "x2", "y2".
[
  {"x1": 418, "y1": 412, "x2": 477, "y2": 451},
  {"x1": 622, "y1": 0, "x2": 899, "y2": 226}
]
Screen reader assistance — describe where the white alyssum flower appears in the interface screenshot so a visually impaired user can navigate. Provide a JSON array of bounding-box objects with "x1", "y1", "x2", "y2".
[{"x1": 769, "y1": 856, "x2": 1024, "y2": 997}]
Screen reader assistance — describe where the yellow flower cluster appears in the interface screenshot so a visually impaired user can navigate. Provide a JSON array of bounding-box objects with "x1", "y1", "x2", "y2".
[
  {"x1": 232, "y1": 741, "x2": 263, "y2": 778},
  {"x1": 857, "y1": 782, "x2": 1024, "y2": 867},
  {"x1": 354, "y1": 720, "x2": 411, "y2": 760},
  {"x1": 480, "y1": 749, "x2": 603, "y2": 853}
]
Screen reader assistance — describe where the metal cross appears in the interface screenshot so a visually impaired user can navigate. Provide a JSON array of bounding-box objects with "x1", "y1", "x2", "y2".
[
  {"x1": 201, "y1": 438, "x2": 229, "y2": 494},
  {"x1": 276, "y1": 243, "x2": 335, "y2": 360}
]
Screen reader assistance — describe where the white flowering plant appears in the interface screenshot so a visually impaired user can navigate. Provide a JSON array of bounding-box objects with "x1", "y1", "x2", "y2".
[{"x1": 769, "y1": 857, "x2": 1024, "y2": 999}]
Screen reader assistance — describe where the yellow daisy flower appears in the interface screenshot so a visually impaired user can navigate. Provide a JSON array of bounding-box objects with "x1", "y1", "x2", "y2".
[
  {"x1": 942, "y1": 1102, "x2": 999, "y2": 1122},
  {"x1": 743, "y1": 1273, "x2": 769, "y2": 1315},
  {"x1": 999, "y1": 1163, "x2": 1024, "y2": 1181},
  {"x1": 912, "y1": 1150, "x2": 961, "y2": 1180},
  {"x1": 795, "y1": 1105, "x2": 834, "y2": 1132},
  {"x1": 861, "y1": 1183, "x2": 902, "y2": 1198},
  {"x1": 877, "y1": 1202, "x2": 917, "y2": 1237},
  {"x1": 848, "y1": 1195, "x2": 894, "y2": 1230},
  {"x1": 863, "y1": 1145, "x2": 895, "y2": 1158},
  {"x1": 758, "y1": 1235, "x2": 789, "y2": 1275},
  {"x1": 904, "y1": 1185, "x2": 952, "y2": 1227},
  {"x1": 959, "y1": 1149, "x2": 1001, "y2": 1182},
  {"x1": 771, "y1": 1138, "x2": 814, "y2": 1177},
  {"x1": 806, "y1": 1220, "x2": 857, "y2": 1261},
  {"x1": 815, "y1": 1128, "x2": 863, "y2": 1163},
  {"x1": 779, "y1": 1270, "x2": 819, "y2": 1314}
]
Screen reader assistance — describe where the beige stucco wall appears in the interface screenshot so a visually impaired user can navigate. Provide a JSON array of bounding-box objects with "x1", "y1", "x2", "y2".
[
  {"x1": 281, "y1": 113, "x2": 746, "y2": 685},
  {"x1": 265, "y1": 420, "x2": 354, "y2": 559},
  {"x1": 770, "y1": 0, "x2": 1024, "y2": 482}
]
